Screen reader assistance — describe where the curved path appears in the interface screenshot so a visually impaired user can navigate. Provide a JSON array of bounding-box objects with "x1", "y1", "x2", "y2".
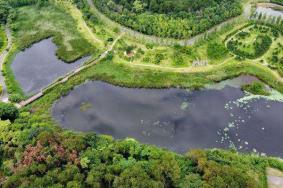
[
  {"x1": 0, "y1": 27, "x2": 11, "y2": 103},
  {"x1": 86, "y1": 0, "x2": 251, "y2": 46}
]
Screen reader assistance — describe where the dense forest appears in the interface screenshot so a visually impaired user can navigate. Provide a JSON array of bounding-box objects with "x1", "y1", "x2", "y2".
[{"x1": 93, "y1": 0, "x2": 243, "y2": 39}]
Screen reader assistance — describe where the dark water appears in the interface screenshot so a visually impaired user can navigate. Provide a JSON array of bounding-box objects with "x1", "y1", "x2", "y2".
[
  {"x1": 52, "y1": 77, "x2": 283, "y2": 157},
  {"x1": 12, "y1": 38, "x2": 89, "y2": 95}
]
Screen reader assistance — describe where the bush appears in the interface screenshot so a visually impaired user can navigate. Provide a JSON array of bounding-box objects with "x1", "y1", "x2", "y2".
[
  {"x1": 0, "y1": 102, "x2": 19, "y2": 122},
  {"x1": 9, "y1": 93, "x2": 25, "y2": 103}
]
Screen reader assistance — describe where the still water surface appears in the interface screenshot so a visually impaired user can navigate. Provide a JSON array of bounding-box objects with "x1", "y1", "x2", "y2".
[
  {"x1": 12, "y1": 38, "x2": 89, "y2": 95},
  {"x1": 52, "y1": 76, "x2": 283, "y2": 157}
]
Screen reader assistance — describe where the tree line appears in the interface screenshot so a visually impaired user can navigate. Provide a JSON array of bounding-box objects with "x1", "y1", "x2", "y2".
[{"x1": 94, "y1": 0, "x2": 243, "y2": 39}]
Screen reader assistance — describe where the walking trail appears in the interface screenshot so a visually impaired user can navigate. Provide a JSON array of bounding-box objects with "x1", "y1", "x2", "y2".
[
  {"x1": 267, "y1": 167, "x2": 283, "y2": 188},
  {"x1": 17, "y1": 33, "x2": 123, "y2": 108},
  {"x1": 0, "y1": 27, "x2": 11, "y2": 103},
  {"x1": 86, "y1": 0, "x2": 251, "y2": 46}
]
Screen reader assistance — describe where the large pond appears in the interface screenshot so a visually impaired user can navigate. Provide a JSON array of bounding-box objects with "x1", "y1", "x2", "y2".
[
  {"x1": 52, "y1": 76, "x2": 283, "y2": 157},
  {"x1": 12, "y1": 38, "x2": 89, "y2": 95}
]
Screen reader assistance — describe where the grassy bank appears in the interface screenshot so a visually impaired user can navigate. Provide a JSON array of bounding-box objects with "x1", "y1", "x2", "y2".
[
  {"x1": 1, "y1": 58, "x2": 283, "y2": 187},
  {"x1": 0, "y1": 25, "x2": 7, "y2": 52},
  {"x1": 10, "y1": 4, "x2": 99, "y2": 62},
  {"x1": 2, "y1": 3, "x2": 103, "y2": 100}
]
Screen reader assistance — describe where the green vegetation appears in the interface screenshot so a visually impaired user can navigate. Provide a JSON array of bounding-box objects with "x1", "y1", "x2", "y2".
[
  {"x1": 271, "y1": 0, "x2": 283, "y2": 6},
  {"x1": 227, "y1": 25, "x2": 276, "y2": 59},
  {"x1": 2, "y1": 1, "x2": 102, "y2": 101},
  {"x1": 0, "y1": 102, "x2": 19, "y2": 122},
  {"x1": 207, "y1": 41, "x2": 228, "y2": 60},
  {"x1": 93, "y1": 0, "x2": 242, "y2": 39},
  {"x1": 0, "y1": 25, "x2": 6, "y2": 52},
  {"x1": 0, "y1": 1, "x2": 10, "y2": 24},
  {"x1": 9, "y1": 3, "x2": 97, "y2": 62},
  {"x1": 0, "y1": 0, "x2": 283, "y2": 187},
  {"x1": 242, "y1": 81, "x2": 271, "y2": 96},
  {"x1": 267, "y1": 42, "x2": 283, "y2": 76},
  {"x1": 2, "y1": 109, "x2": 281, "y2": 187}
]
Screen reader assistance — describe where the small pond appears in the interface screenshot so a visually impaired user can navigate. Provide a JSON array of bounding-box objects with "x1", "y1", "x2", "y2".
[
  {"x1": 52, "y1": 76, "x2": 283, "y2": 157},
  {"x1": 256, "y1": 6, "x2": 283, "y2": 18},
  {"x1": 12, "y1": 38, "x2": 89, "y2": 95}
]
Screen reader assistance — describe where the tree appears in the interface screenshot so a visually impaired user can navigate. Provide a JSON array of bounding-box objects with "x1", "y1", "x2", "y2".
[
  {"x1": 133, "y1": 0, "x2": 144, "y2": 13},
  {"x1": 0, "y1": 1, "x2": 10, "y2": 24},
  {"x1": 0, "y1": 102, "x2": 19, "y2": 122}
]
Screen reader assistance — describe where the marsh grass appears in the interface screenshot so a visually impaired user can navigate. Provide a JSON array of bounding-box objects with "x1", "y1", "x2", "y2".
[
  {"x1": 10, "y1": 5, "x2": 98, "y2": 62},
  {"x1": 242, "y1": 81, "x2": 271, "y2": 96},
  {"x1": 3, "y1": 3, "x2": 103, "y2": 100}
]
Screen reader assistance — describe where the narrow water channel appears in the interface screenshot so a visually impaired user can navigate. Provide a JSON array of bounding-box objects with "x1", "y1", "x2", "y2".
[
  {"x1": 52, "y1": 76, "x2": 283, "y2": 157},
  {"x1": 12, "y1": 38, "x2": 89, "y2": 95}
]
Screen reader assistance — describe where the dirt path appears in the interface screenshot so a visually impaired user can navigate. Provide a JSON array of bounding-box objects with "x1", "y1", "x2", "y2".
[
  {"x1": 62, "y1": 1, "x2": 104, "y2": 48},
  {"x1": 267, "y1": 168, "x2": 283, "y2": 188},
  {"x1": 0, "y1": 27, "x2": 11, "y2": 103}
]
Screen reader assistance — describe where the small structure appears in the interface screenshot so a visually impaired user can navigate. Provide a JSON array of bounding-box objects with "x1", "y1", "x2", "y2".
[{"x1": 192, "y1": 59, "x2": 208, "y2": 67}]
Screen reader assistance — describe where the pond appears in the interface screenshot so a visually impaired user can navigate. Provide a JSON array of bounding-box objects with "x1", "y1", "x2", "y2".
[
  {"x1": 52, "y1": 76, "x2": 283, "y2": 157},
  {"x1": 256, "y1": 6, "x2": 283, "y2": 18},
  {"x1": 12, "y1": 38, "x2": 89, "y2": 95}
]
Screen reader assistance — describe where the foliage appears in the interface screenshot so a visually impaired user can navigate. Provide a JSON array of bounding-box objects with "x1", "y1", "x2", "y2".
[
  {"x1": 242, "y1": 81, "x2": 270, "y2": 96},
  {"x1": 207, "y1": 41, "x2": 228, "y2": 60},
  {"x1": 0, "y1": 1, "x2": 283, "y2": 187},
  {"x1": 0, "y1": 1, "x2": 10, "y2": 24},
  {"x1": 0, "y1": 102, "x2": 19, "y2": 122},
  {"x1": 271, "y1": 0, "x2": 283, "y2": 6},
  {"x1": 227, "y1": 26, "x2": 273, "y2": 59},
  {"x1": 9, "y1": 4, "x2": 97, "y2": 62},
  {"x1": 0, "y1": 26, "x2": 7, "y2": 52},
  {"x1": 93, "y1": 0, "x2": 242, "y2": 39},
  {"x1": 267, "y1": 42, "x2": 283, "y2": 76},
  {"x1": 3, "y1": 1, "x2": 99, "y2": 99}
]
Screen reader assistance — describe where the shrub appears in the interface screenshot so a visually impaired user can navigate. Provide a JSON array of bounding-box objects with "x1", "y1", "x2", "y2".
[
  {"x1": 9, "y1": 93, "x2": 25, "y2": 103},
  {"x1": 0, "y1": 102, "x2": 19, "y2": 122}
]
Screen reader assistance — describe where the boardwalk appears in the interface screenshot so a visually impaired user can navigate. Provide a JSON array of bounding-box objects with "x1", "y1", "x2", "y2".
[{"x1": 17, "y1": 34, "x2": 123, "y2": 108}]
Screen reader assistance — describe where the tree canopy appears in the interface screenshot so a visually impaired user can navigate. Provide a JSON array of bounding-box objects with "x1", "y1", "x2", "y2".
[{"x1": 93, "y1": 0, "x2": 243, "y2": 39}]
